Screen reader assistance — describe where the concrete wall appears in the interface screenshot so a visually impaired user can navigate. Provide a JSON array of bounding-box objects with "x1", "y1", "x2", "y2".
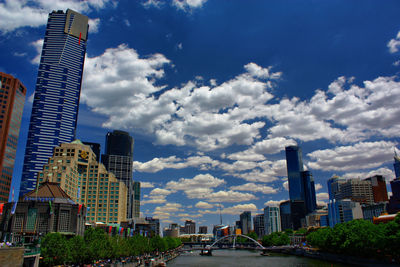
[{"x1": 0, "y1": 247, "x2": 24, "y2": 267}]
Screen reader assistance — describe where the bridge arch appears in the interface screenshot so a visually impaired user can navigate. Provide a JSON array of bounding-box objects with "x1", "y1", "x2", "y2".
[{"x1": 209, "y1": 234, "x2": 265, "y2": 249}]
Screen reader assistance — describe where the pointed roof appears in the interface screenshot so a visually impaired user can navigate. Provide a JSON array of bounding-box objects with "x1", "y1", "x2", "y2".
[
  {"x1": 71, "y1": 139, "x2": 84, "y2": 145},
  {"x1": 22, "y1": 182, "x2": 75, "y2": 204}
]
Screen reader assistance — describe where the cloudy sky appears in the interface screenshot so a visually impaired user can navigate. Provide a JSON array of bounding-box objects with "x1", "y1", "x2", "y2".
[{"x1": 1, "y1": 0, "x2": 400, "y2": 230}]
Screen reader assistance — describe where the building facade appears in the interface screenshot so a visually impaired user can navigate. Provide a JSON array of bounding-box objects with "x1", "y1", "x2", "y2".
[
  {"x1": 365, "y1": 175, "x2": 388, "y2": 203},
  {"x1": 145, "y1": 217, "x2": 160, "y2": 236},
  {"x1": 253, "y1": 214, "x2": 265, "y2": 238},
  {"x1": 0, "y1": 182, "x2": 85, "y2": 243},
  {"x1": 328, "y1": 199, "x2": 363, "y2": 227},
  {"x1": 280, "y1": 200, "x2": 292, "y2": 230},
  {"x1": 184, "y1": 220, "x2": 196, "y2": 234},
  {"x1": 37, "y1": 141, "x2": 127, "y2": 224},
  {"x1": 239, "y1": 211, "x2": 252, "y2": 235},
  {"x1": 264, "y1": 206, "x2": 281, "y2": 235},
  {"x1": 0, "y1": 73, "x2": 26, "y2": 202},
  {"x1": 20, "y1": 9, "x2": 89, "y2": 197},
  {"x1": 102, "y1": 130, "x2": 139, "y2": 219},
  {"x1": 285, "y1": 145, "x2": 316, "y2": 229},
  {"x1": 336, "y1": 179, "x2": 374, "y2": 204},
  {"x1": 198, "y1": 226, "x2": 207, "y2": 234}
]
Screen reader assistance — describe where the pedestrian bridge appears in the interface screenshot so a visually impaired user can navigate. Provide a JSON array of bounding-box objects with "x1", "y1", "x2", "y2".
[{"x1": 181, "y1": 234, "x2": 265, "y2": 251}]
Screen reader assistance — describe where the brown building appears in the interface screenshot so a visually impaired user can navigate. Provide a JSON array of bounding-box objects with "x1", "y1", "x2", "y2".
[
  {"x1": 0, "y1": 72, "x2": 26, "y2": 202},
  {"x1": 0, "y1": 182, "x2": 86, "y2": 244},
  {"x1": 364, "y1": 175, "x2": 389, "y2": 203},
  {"x1": 37, "y1": 140, "x2": 128, "y2": 224}
]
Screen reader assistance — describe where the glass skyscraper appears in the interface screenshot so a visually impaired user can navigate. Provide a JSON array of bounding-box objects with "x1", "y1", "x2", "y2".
[
  {"x1": 285, "y1": 145, "x2": 316, "y2": 229},
  {"x1": 0, "y1": 73, "x2": 26, "y2": 202},
  {"x1": 102, "y1": 130, "x2": 140, "y2": 219},
  {"x1": 19, "y1": 9, "x2": 88, "y2": 197}
]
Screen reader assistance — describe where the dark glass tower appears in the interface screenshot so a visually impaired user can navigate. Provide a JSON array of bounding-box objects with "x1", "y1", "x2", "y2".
[
  {"x1": 102, "y1": 130, "x2": 139, "y2": 219},
  {"x1": 19, "y1": 10, "x2": 88, "y2": 197},
  {"x1": 285, "y1": 145, "x2": 316, "y2": 229},
  {"x1": 394, "y1": 153, "x2": 400, "y2": 179}
]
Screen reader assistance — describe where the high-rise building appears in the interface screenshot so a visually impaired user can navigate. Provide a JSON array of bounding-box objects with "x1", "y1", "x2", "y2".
[
  {"x1": 328, "y1": 199, "x2": 363, "y2": 227},
  {"x1": 364, "y1": 175, "x2": 388, "y2": 203},
  {"x1": 20, "y1": 9, "x2": 89, "y2": 197},
  {"x1": 82, "y1": 142, "x2": 101, "y2": 162},
  {"x1": 239, "y1": 211, "x2": 252, "y2": 235},
  {"x1": 37, "y1": 141, "x2": 128, "y2": 224},
  {"x1": 327, "y1": 176, "x2": 346, "y2": 200},
  {"x1": 145, "y1": 217, "x2": 160, "y2": 236},
  {"x1": 336, "y1": 179, "x2": 374, "y2": 204},
  {"x1": 394, "y1": 152, "x2": 400, "y2": 179},
  {"x1": 0, "y1": 73, "x2": 26, "y2": 202},
  {"x1": 279, "y1": 200, "x2": 292, "y2": 230},
  {"x1": 198, "y1": 226, "x2": 207, "y2": 234},
  {"x1": 102, "y1": 130, "x2": 139, "y2": 219},
  {"x1": 285, "y1": 145, "x2": 316, "y2": 229},
  {"x1": 264, "y1": 206, "x2": 281, "y2": 235},
  {"x1": 253, "y1": 214, "x2": 265, "y2": 238},
  {"x1": 184, "y1": 220, "x2": 196, "y2": 234}
]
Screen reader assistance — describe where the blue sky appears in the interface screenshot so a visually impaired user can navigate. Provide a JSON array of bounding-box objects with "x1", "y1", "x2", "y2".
[{"x1": 1, "y1": 0, "x2": 400, "y2": 231}]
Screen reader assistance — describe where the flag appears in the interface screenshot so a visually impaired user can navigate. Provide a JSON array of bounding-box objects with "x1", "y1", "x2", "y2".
[
  {"x1": 0, "y1": 203, "x2": 4, "y2": 215},
  {"x1": 109, "y1": 226, "x2": 112, "y2": 234},
  {"x1": 127, "y1": 228, "x2": 131, "y2": 237},
  {"x1": 120, "y1": 227, "x2": 124, "y2": 235},
  {"x1": 49, "y1": 201, "x2": 53, "y2": 215},
  {"x1": 77, "y1": 187, "x2": 81, "y2": 200},
  {"x1": 78, "y1": 204, "x2": 82, "y2": 215},
  {"x1": 11, "y1": 201, "x2": 17, "y2": 215}
]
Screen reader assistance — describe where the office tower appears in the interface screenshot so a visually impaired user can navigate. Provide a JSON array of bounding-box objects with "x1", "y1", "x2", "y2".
[
  {"x1": 327, "y1": 175, "x2": 346, "y2": 200},
  {"x1": 264, "y1": 206, "x2": 281, "y2": 235},
  {"x1": 184, "y1": 220, "x2": 196, "y2": 234},
  {"x1": 253, "y1": 214, "x2": 265, "y2": 238},
  {"x1": 336, "y1": 179, "x2": 374, "y2": 204},
  {"x1": 82, "y1": 142, "x2": 101, "y2": 162},
  {"x1": 364, "y1": 175, "x2": 388, "y2": 203},
  {"x1": 285, "y1": 145, "x2": 317, "y2": 229},
  {"x1": 145, "y1": 217, "x2": 160, "y2": 236},
  {"x1": 239, "y1": 211, "x2": 252, "y2": 235},
  {"x1": 198, "y1": 226, "x2": 207, "y2": 234},
  {"x1": 102, "y1": 130, "x2": 138, "y2": 219},
  {"x1": 37, "y1": 141, "x2": 128, "y2": 224},
  {"x1": 20, "y1": 9, "x2": 89, "y2": 197},
  {"x1": 0, "y1": 73, "x2": 26, "y2": 202},
  {"x1": 279, "y1": 200, "x2": 292, "y2": 230},
  {"x1": 394, "y1": 152, "x2": 400, "y2": 179},
  {"x1": 328, "y1": 199, "x2": 363, "y2": 227},
  {"x1": 302, "y1": 171, "x2": 317, "y2": 213},
  {"x1": 133, "y1": 181, "x2": 141, "y2": 218}
]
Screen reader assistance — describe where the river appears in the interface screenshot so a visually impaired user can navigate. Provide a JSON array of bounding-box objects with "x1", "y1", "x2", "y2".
[{"x1": 167, "y1": 249, "x2": 353, "y2": 267}]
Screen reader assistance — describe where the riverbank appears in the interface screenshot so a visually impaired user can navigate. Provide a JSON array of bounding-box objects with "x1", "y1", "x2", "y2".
[{"x1": 265, "y1": 246, "x2": 399, "y2": 267}]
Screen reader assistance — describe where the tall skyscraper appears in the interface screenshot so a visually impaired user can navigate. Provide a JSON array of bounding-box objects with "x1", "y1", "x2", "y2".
[
  {"x1": 394, "y1": 152, "x2": 400, "y2": 179},
  {"x1": 253, "y1": 214, "x2": 265, "y2": 237},
  {"x1": 285, "y1": 145, "x2": 316, "y2": 229},
  {"x1": 102, "y1": 130, "x2": 139, "y2": 219},
  {"x1": 279, "y1": 200, "x2": 292, "y2": 230},
  {"x1": 0, "y1": 73, "x2": 26, "y2": 202},
  {"x1": 19, "y1": 9, "x2": 88, "y2": 197},
  {"x1": 239, "y1": 211, "x2": 252, "y2": 235},
  {"x1": 264, "y1": 206, "x2": 281, "y2": 235}
]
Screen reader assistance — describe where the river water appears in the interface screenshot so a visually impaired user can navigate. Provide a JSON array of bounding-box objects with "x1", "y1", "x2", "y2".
[{"x1": 168, "y1": 249, "x2": 353, "y2": 267}]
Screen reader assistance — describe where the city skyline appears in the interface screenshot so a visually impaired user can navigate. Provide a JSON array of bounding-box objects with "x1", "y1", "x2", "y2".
[{"x1": 1, "y1": 0, "x2": 400, "y2": 230}]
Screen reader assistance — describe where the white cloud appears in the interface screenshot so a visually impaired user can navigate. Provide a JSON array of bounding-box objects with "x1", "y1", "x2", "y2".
[
  {"x1": 177, "y1": 43, "x2": 183, "y2": 50},
  {"x1": 141, "y1": 187, "x2": 171, "y2": 204},
  {"x1": 308, "y1": 141, "x2": 397, "y2": 171},
  {"x1": 316, "y1": 192, "x2": 329, "y2": 201},
  {"x1": 206, "y1": 190, "x2": 257, "y2": 203},
  {"x1": 263, "y1": 200, "x2": 284, "y2": 207},
  {"x1": 315, "y1": 183, "x2": 323, "y2": 191},
  {"x1": 195, "y1": 201, "x2": 214, "y2": 209},
  {"x1": 124, "y1": 19, "x2": 131, "y2": 27},
  {"x1": 388, "y1": 31, "x2": 400, "y2": 53},
  {"x1": 133, "y1": 155, "x2": 219, "y2": 173},
  {"x1": 140, "y1": 182, "x2": 155, "y2": 188},
  {"x1": 142, "y1": 0, "x2": 164, "y2": 9},
  {"x1": 173, "y1": 0, "x2": 207, "y2": 11},
  {"x1": 283, "y1": 180, "x2": 288, "y2": 191},
  {"x1": 229, "y1": 183, "x2": 278, "y2": 194},
  {"x1": 342, "y1": 167, "x2": 396, "y2": 182},
  {"x1": 89, "y1": 18, "x2": 100, "y2": 33},
  {"x1": 30, "y1": 39, "x2": 43, "y2": 64},
  {"x1": 221, "y1": 203, "x2": 258, "y2": 215},
  {"x1": 0, "y1": 0, "x2": 111, "y2": 33}
]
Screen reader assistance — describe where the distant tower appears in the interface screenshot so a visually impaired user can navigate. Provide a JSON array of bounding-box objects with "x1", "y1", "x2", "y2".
[
  {"x1": 19, "y1": 9, "x2": 89, "y2": 197},
  {"x1": 394, "y1": 151, "x2": 400, "y2": 179},
  {"x1": 102, "y1": 130, "x2": 139, "y2": 219},
  {"x1": 239, "y1": 211, "x2": 252, "y2": 235},
  {"x1": 285, "y1": 145, "x2": 316, "y2": 229},
  {"x1": 0, "y1": 73, "x2": 26, "y2": 202}
]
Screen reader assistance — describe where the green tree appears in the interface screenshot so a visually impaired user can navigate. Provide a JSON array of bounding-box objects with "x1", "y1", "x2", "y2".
[
  {"x1": 246, "y1": 231, "x2": 258, "y2": 241},
  {"x1": 40, "y1": 233, "x2": 70, "y2": 266},
  {"x1": 84, "y1": 227, "x2": 112, "y2": 261},
  {"x1": 68, "y1": 235, "x2": 88, "y2": 265},
  {"x1": 151, "y1": 235, "x2": 167, "y2": 252}
]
